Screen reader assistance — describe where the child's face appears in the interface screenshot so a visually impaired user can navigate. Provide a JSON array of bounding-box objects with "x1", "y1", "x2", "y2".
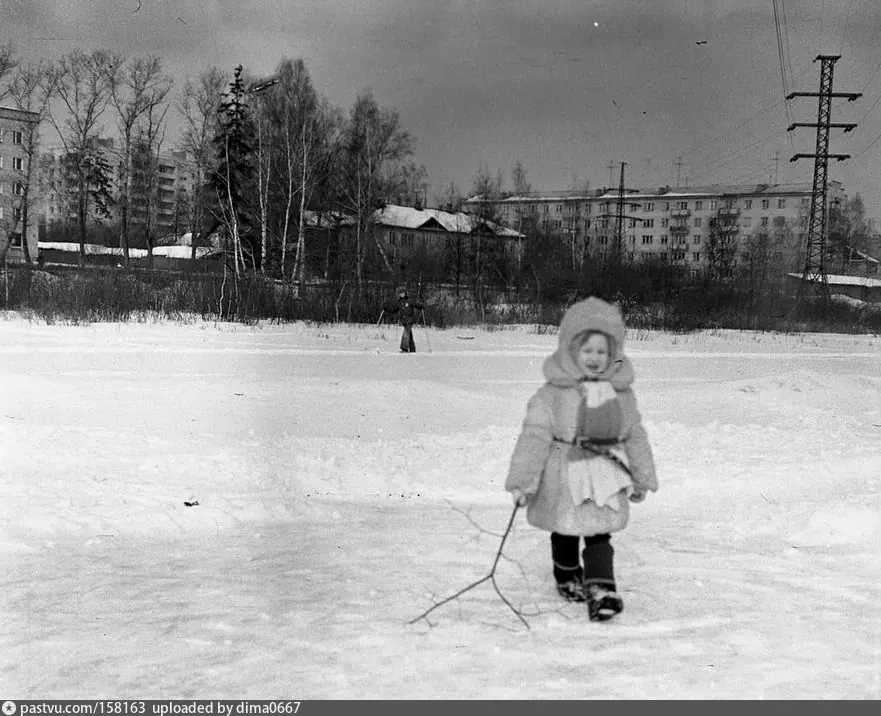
[{"x1": 575, "y1": 333, "x2": 611, "y2": 377}]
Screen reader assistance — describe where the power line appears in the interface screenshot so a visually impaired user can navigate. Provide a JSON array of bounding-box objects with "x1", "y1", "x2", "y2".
[
  {"x1": 773, "y1": 0, "x2": 797, "y2": 154},
  {"x1": 847, "y1": 126, "x2": 881, "y2": 161},
  {"x1": 856, "y1": 54, "x2": 881, "y2": 95},
  {"x1": 638, "y1": 63, "x2": 816, "y2": 187},
  {"x1": 686, "y1": 129, "x2": 791, "y2": 184},
  {"x1": 838, "y1": 0, "x2": 856, "y2": 55}
]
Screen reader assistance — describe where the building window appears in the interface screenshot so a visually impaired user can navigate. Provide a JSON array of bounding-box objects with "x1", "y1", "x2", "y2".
[
  {"x1": 801, "y1": 197, "x2": 809, "y2": 206},
  {"x1": 761, "y1": 199, "x2": 769, "y2": 209},
  {"x1": 13, "y1": 182, "x2": 23, "y2": 195},
  {"x1": 778, "y1": 198, "x2": 786, "y2": 209},
  {"x1": 600, "y1": 236, "x2": 609, "y2": 246},
  {"x1": 629, "y1": 235, "x2": 636, "y2": 245},
  {"x1": 644, "y1": 202, "x2": 654, "y2": 211},
  {"x1": 642, "y1": 235, "x2": 653, "y2": 244},
  {"x1": 677, "y1": 201, "x2": 688, "y2": 210},
  {"x1": 12, "y1": 131, "x2": 23, "y2": 145},
  {"x1": 695, "y1": 201, "x2": 703, "y2": 211},
  {"x1": 660, "y1": 235, "x2": 668, "y2": 244},
  {"x1": 12, "y1": 157, "x2": 23, "y2": 171},
  {"x1": 11, "y1": 232, "x2": 22, "y2": 247},
  {"x1": 692, "y1": 252, "x2": 701, "y2": 262},
  {"x1": 643, "y1": 218, "x2": 654, "y2": 228},
  {"x1": 694, "y1": 217, "x2": 702, "y2": 228},
  {"x1": 693, "y1": 234, "x2": 701, "y2": 244},
  {"x1": 0, "y1": 129, "x2": 4, "y2": 143},
  {"x1": 661, "y1": 218, "x2": 669, "y2": 228},
  {"x1": 761, "y1": 216, "x2": 769, "y2": 227},
  {"x1": 744, "y1": 199, "x2": 753, "y2": 210}
]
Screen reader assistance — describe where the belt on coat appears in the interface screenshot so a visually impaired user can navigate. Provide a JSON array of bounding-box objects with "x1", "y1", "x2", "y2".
[{"x1": 564, "y1": 437, "x2": 633, "y2": 478}]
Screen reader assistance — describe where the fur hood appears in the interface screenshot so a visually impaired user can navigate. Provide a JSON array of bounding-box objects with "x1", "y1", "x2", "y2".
[{"x1": 542, "y1": 297, "x2": 634, "y2": 389}]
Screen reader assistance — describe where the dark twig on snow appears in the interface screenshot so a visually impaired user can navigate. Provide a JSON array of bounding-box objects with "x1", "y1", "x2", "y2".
[
  {"x1": 408, "y1": 504, "x2": 530, "y2": 630},
  {"x1": 445, "y1": 498, "x2": 505, "y2": 539}
]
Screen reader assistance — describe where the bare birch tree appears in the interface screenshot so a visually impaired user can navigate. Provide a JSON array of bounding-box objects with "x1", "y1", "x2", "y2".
[
  {"x1": 45, "y1": 49, "x2": 120, "y2": 265},
  {"x1": 108, "y1": 55, "x2": 172, "y2": 266},
  {"x1": 259, "y1": 58, "x2": 340, "y2": 293},
  {"x1": 178, "y1": 66, "x2": 226, "y2": 266},
  {"x1": 336, "y1": 90, "x2": 413, "y2": 295}
]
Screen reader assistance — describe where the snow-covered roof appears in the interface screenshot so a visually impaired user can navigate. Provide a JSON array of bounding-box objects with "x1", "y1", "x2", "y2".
[
  {"x1": 373, "y1": 204, "x2": 524, "y2": 238},
  {"x1": 787, "y1": 272, "x2": 881, "y2": 288},
  {"x1": 852, "y1": 249, "x2": 880, "y2": 265},
  {"x1": 467, "y1": 181, "x2": 843, "y2": 204},
  {"x1": 302, "y1": 210, "x2": 352, "y2": 229},
  {"x1": 38, "y1": 242, "x2": 220, "y2": 259}
]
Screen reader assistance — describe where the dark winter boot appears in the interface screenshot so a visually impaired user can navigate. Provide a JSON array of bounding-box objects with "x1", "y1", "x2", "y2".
[
  {"x1": 583, "y1": 534, "x2": 623, "y2": 621},
  {"x1": 586, "y1": 583, "x2": 624, "y2": 621},
  {"x1": 556, "y1": 579, "x2": 587, "y2": 603},
  {"x1": 551, "y1": 532, "x2": 585, "y2": 602}
]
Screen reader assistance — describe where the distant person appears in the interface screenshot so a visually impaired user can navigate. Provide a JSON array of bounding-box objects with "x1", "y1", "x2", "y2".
[
  {"x1": 383, "y1": 286, "x2": 425, "y2": 353},
  {"x1": 505, "y1": 296, "x2": 657, "y2": 621}
]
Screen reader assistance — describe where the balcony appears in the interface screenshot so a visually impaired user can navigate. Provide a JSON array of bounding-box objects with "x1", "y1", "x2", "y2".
[
  {"x1": 669, "y1": 224, "x2": 689, "y2": 234},
  {"x1": 670, "y1": 208, "x2": 691, "y2": 218}
]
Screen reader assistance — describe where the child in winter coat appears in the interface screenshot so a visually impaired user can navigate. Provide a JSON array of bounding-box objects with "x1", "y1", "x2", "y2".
[
  {"x1": 505, "y1": 296, "x2": 657, "y2": 621},
  {"x1": 383, "y1": 286, "x2": 425, "y2": 353}
]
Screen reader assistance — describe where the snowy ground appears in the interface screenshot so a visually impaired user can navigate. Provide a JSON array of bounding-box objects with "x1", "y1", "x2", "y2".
[{"x1": 2, "y1": 314, "x2": 880, "y2": 699}]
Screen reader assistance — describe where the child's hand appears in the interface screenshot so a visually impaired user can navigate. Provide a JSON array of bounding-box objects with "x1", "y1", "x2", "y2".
[
  {"x1": 629, "y1": 488, "x2": 647, "y2": 503},
  {"x1": 511, "y1": 490, "x2": 528, "y2": 507}
]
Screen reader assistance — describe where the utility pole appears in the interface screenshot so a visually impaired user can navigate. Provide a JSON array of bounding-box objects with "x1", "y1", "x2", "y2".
[
  {"x1": 787, "y1": 54, "x2": 860, "y2": 307},
  {"x1": 674, "y1": 156, "x2": 683, "y2": 188},
  {"x1": 598, "y1": 162, "x2": 642, "y2": 264}
]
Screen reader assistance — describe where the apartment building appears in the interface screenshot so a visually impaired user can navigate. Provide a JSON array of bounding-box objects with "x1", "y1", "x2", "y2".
[
  {"x1": 39, "y1": 142, "x2": 196, "y2": 242},
  {"x1": 465, "y1": 182, "x2": 846, "y2": 276},
  {"x1": 0, "y1": 106, "x2": 41, "y2": 261},
  {"x1": 38, "y1": 138, "x2": 116, "y2": 228}
]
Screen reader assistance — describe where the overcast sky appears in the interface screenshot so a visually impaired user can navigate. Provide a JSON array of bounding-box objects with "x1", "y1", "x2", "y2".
[{"x1": 4, "y1": 0, "x2": 881, "y2": 217}]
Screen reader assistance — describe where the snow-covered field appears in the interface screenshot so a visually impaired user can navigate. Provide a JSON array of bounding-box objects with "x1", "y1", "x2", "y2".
[{"x1": 2, "y1": 314, "x2": 880, "y2": 699}]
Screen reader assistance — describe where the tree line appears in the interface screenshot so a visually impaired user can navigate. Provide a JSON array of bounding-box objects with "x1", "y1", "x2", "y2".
[
  {"x1": 1, "y1": 41, "x2": 878, "y2": 322},
  {"x1": 0, "y1": 44, "x2": 438, "y2": 294}
]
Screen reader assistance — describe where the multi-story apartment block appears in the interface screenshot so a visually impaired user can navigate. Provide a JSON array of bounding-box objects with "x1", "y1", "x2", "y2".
[
  {"x1": 0, "y1": 106, "x2": 42, "y2": 261},
  {"x1": 38, "y1": 141, "x2": 196, "y2": 242},
  {"x1": 465, "y1": 182, "x2": 846, "y2": 277},
  {"x1": 38, "y1": 137, "x2": 117, "y2": 229},
  {"x1": 129, "y1": 148, "x2": 196, "y2": 241}
]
